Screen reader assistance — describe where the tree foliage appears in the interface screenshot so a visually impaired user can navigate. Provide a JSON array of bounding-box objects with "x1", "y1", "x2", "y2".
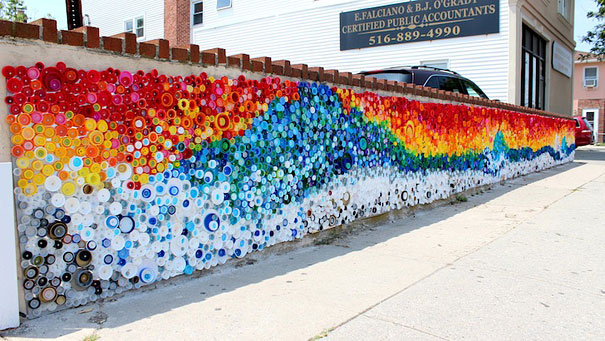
[
  {"x1": 583, "y1": 0, "x2": 605, "y2": 60},
  {"x1": 0, "y1": 0, "x2": 28, "y2": 23}
]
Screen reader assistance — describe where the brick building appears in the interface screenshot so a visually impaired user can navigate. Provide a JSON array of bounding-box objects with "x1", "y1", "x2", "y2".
[{"x1": 574, "y1": 51, "x2": 605, "y2": 143}]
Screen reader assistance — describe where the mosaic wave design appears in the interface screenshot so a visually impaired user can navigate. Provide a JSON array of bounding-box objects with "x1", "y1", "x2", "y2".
[{"x1": 2, "y1": 63, "x2": 575, "y2": 317}]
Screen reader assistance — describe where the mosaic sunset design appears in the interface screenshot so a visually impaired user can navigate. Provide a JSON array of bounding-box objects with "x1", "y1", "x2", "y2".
[{"x1": 2, "y1": 63, "x2": 575, "y2": 317}]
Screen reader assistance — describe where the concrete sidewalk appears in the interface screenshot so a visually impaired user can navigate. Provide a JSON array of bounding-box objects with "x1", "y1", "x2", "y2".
[{"x1": 3, "y1": 147, "x2": 605, "y2": 340}]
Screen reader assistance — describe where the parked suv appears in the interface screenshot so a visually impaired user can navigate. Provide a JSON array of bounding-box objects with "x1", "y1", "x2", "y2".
[
  {"x1": 359, "y1": 66, "x2": 489, "y2": 99},
  {"x1": 573, "y1": 116, "x2": 594, "y2": 147}
]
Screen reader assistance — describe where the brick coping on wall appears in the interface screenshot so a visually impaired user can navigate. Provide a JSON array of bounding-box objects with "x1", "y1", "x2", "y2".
[{"x1": 0, "y1": 18, "x2": 572, "y2": 121}]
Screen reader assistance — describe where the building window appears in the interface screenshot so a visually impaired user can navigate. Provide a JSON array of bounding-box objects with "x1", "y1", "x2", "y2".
[
  {"x1": 558, "y1": 0, "x2": 570, "y2": 20},
  {"x1": 124, "y1": 19, "x2": 133, "y2": 33},
  {"x1": 520, "y1": 25, "x2": 546, "y2": 110},
  {"x1": 135, "y1": 17, "x2": 144, "y2": 37},
  {"x1": 583, "y1": 67, "x2": 598, "y2": 87},
  {"x1": 124, "y1": 16, "x2": 144, "y2": 38},
  {"x1": 193, "y1": 1, "x2": 203, "y2": 25},
  {"x1": 217, "y1": 0, "x2": 232, "y2": 10}
]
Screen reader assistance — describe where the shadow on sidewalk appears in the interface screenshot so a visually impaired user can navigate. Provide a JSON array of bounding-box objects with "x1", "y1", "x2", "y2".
[{"x1": 3, "y1": 156, "x2": 590, "y2": 339}]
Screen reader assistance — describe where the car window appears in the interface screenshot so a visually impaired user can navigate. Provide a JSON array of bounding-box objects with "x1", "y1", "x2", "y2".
[
  {"x1": 366, "y1": 72, "x2": 412, "y2": 83},
  {"x1": 425, "y1": 76, "x2": 465, "y2": 94},
  {"x1": 583, "y1": 118, "x2": 593, "y2": 130},
  {"x1": 575, "y1": 119, "x2": 580, "y2": 128},
  {"x1": 424, "y1": 76, "x2": 440, "y2": 88},
  {"x1": 460, "y1": 79, "x2": 488, "y2": 98}
]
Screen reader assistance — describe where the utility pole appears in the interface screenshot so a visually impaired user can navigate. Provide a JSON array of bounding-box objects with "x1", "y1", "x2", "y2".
[{"x1": 65, "y1": 0, "x2": 83, "y2": 29}]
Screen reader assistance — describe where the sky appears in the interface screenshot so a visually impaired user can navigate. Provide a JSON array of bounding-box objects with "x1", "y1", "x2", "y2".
[
  {"x1": 575, "y1": 0, "x2": 600, "y2": 52},
  {"x1": 23, "y1": 0, "x2": 67, "y2": 30},
  {"x1": 19, "y1": 0, "x2": 602, "y2": 51}
]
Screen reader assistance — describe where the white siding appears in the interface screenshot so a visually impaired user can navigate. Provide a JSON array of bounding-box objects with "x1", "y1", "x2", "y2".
[
  {"x1": 193, "y1": 0, "x2": 510, "y2": 101},
  {"x1": 81, "y1": 0, "x2": 164, "y2": 42},
  {"x1": 193, "y1": 0, "x2": 353, "y2": 28}
]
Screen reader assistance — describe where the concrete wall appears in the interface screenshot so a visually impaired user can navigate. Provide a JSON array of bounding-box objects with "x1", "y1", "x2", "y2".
[
  {"x1": 0, "y1": 22, "x2": 575, "y2": 324},
  {"x1": 0, "y1": 37, "x2": 256, "y2": 324},
  {"x1": 0, "y1": 162, "x2": 18, "y2": 329}
]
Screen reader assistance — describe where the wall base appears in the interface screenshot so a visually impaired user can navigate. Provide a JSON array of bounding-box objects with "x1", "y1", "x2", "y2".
[{"x1": 0, "y1": 162, "x2": 19, "y2": 330}]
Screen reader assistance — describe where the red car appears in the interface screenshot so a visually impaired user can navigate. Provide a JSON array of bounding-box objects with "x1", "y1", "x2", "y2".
[{"x1": 574, "y1": 116, "x2": 594, "y2": 146}]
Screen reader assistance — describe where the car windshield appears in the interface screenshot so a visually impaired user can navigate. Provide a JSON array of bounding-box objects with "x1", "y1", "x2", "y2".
[
  {"x1": 583, "y1": 118, "x2": 594, "y2": 130},
  {"x1": 365, "y1": 72, "x2": 412, "y2": 83}
]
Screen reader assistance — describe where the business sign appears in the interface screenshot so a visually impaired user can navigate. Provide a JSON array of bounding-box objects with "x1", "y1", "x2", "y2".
[
  {"x1": 552, "y1": 41, "x2": 572, "y2": 78},
  {"x1": 340, "y1": 0, "x2": 499, "y2": 50}
]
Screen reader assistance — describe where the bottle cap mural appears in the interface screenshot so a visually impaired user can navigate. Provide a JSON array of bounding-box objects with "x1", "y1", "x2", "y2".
[{"x1": 2, "y1": 62, "x2": 575, "y2": 318}]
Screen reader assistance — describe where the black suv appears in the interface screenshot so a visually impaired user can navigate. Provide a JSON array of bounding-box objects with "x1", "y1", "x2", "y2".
[{"x1": 359, "y1": 66, "x2": 489, "y2": 99}]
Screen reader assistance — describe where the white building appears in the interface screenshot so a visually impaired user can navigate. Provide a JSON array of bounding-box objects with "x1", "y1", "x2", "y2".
[
  {"x1": 81, "y1": 0, "x2": 165, "y2": 42},
  {"x1": 81, "y1": 0, "x2": 575, "y2": 115}
]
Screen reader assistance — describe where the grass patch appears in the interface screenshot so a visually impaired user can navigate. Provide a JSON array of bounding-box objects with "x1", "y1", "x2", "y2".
[{"x1": 454, "y1": 194, "x2": 468, "y2": 202}]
